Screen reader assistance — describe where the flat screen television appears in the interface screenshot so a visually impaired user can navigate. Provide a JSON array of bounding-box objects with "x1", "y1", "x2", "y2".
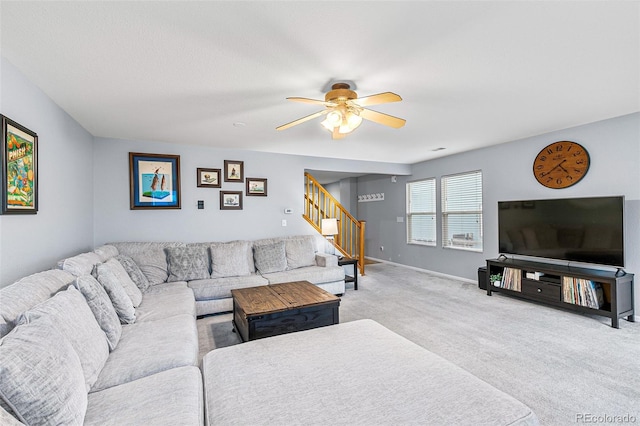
[{"x1": 498, "y1": 196, "x2": 624, "y2": 267}]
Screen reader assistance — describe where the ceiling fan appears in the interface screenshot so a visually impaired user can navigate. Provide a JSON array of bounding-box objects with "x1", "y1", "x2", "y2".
[{"x1": 276, "y1": 83, "x2": 406, "y2": 139}]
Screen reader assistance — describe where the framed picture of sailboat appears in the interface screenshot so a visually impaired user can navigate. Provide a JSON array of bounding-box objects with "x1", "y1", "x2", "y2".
[{"x1": 129, "y1": 152, "x2": 181, "y2": 210}]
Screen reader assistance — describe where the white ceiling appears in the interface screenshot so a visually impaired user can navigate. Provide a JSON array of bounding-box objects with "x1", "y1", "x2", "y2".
[{"x1": 1, "y1": 1, "x2": 638, "y2": 165}]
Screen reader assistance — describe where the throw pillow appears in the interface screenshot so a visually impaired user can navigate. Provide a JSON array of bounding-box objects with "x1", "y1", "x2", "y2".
[
  {"x1": 285, "y1": 237, "x2": 317, "y2": 270},
  {"x1": 253, "y1": 241, "x2": 287, "y2": 274},
  {"x1": 100, "y1": 258, "x2": 143, "y2": 307},
  {"x1": 96, "y1": 262, "x2": 136, "y2": 324},
  {"x1": 165, "y1": 246, "x2": 210, "y2": 282},
  {"x1": 57, "y1": 252, "x2": 102, "y2": 277},
  {"x1": 209, "y1": 241, "x2": 252, "y2": 278},
  {"x1": 0, "y1": 319, "x2": 87, "y2": 425},
  {"x1": 74, "y1": 275, "x2": 122, "y2": 351},
  {"x1": 93, "y1": 244, "x2": 119, "y2": 262},
  {"x1": 116, "y1": 254, "x2": 151, "y2": 293},
  {"x1": 17, "y1": 286, "x2": 110, "y2": 392}
]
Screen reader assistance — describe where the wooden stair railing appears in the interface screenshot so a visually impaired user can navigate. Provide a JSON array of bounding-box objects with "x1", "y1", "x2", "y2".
[{"x1": 303, "y1": 172, "x2": 366, "y2": 276}]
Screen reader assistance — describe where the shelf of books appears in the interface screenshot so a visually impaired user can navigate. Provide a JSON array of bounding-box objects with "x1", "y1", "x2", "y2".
[{"x1": 561, "y1": 277, "x2": 609, "y2": 310}]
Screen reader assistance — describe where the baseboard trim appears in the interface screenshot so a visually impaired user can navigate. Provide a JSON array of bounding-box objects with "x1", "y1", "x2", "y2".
[{"x1": 364, "y1": 257, "x2": 476, "y2": 285}]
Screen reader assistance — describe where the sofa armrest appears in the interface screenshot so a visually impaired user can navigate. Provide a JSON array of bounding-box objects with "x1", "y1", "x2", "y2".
[{"x1": 315, "y1": 253, "x2": 338, "y2": 267}]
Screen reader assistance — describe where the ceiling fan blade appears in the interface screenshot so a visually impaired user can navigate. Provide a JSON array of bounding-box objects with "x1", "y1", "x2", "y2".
[
  {"x1": 287, "y1": 97, "x2": 338, "y2": 107},
  {"x1": 350, "y1": 92, "x2": 402, "y2": 107},
  {"x1": 359, "y1": 108, "x2": 406, "y2": 128},
  {"x1": 276, "y1": 110, "x2": 329, "y2": 131}
]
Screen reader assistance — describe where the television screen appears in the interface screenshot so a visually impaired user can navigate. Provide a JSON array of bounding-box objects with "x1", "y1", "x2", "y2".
[{"x1": 498, "y1": 196, "x2": 624, "y2": 267}]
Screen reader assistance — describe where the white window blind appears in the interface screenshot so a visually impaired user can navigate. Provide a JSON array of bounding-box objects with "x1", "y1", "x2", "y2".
[
  {"x1": 441, "y1": 171, "x2": 483, "y2": 251},
  {"x1": 406, "y1": 178, "x2": 436, "y2": 246}
]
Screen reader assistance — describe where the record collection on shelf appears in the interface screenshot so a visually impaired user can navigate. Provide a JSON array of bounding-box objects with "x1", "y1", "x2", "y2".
[
  {"x1": 498, "y1": 267, "x2": 522, "y2": 292},
  {"x1": 561, "y1": 277, "x2": 604, "y2": 309}
]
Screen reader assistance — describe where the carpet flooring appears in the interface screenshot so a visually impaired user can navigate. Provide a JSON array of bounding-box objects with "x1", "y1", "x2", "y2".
[{"x1": 197, "y1": 262, "x2": 640, "y2": 425}]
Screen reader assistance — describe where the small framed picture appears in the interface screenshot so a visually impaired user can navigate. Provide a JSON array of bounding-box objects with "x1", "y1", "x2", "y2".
[
  {"x1": 224, "y1": 160, "x2": 244, "y2": 182},
  {"x1": 220, "y1": 191, "x2": 243, "y2": 210},
  {"x1": 246, "y1": 178, "x2": 267, "y2": 196},
  {"x1": 129, "y1": 152, "x2": 181, "y2": 210},
  {"x1": 196, "y1": 168, "x2": 221, "y2": 188},
  {"x1": 1, "y1": 115, "x2": 38, "y2": 214}
]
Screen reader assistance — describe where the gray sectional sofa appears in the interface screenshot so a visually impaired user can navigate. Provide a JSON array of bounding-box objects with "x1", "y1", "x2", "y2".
[
  {"x1": 110, "y1": 234, "x2": 346, "y2": 316},
  {"x1": 0, "y1": 257, "x2": 201, "y2": 425},
  {"x1": 0, "y1": 234, "x2": 344, "y2": 425}
]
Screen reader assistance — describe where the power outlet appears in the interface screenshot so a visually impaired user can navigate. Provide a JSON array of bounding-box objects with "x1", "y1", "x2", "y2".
[{"x1": 281, "y1": 219, "x2": 287, "y2": 227}]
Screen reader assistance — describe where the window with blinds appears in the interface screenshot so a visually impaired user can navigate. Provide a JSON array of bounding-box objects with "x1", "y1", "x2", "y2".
[
  {"x1": 406, "y1": 178, "x2": 436, "y2": 246},
  {"x1": 441, "y1": 170, "x2": 483, "y2": 251}
]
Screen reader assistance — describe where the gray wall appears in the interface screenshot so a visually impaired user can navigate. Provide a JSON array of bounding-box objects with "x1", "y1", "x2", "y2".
[
  {"x1": 357, "y1": 113, "x2": 640, "y2": 311},
  {"x1": 93, "y1": 138, "x2": 408, "y2": 245},
  {"x1": 0, "y1": 57, "x2": 94, "y2": 286}
]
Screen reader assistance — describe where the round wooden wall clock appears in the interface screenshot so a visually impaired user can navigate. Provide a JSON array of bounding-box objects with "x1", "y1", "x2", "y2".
[{"x1": 532, "y1": 141, "x2": 590, "y2": 189}]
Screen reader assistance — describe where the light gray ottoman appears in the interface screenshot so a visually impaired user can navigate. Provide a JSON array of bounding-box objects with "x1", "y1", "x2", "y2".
[{"x1": 202, "y1": 319, "x2": 538, "y2": 425}]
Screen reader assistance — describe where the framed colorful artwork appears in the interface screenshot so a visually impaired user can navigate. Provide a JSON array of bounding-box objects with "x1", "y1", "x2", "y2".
[
  {"x1": 220, "y1": 190, "x2": 243, "y2": 210},
  {"x1": 129, "y1": 152, "x2": 181, "y2": 209},
  {"x1": 224, "y1": 160, "x2": 244, "y2": 182},
  {"x1": 1, "y1": 115, "x2": 38, "y2": 214},
  {"x1": 196, "y1": 168, "x2": 221, "y2": 188},
  {"x1": 246, "y1": 178, "x2": 267, "y2": 196}
]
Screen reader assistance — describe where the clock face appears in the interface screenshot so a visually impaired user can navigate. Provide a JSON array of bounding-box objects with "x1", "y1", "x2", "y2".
[{"x1": 533, "y1": 141, "x2": 590, "y2": 189}]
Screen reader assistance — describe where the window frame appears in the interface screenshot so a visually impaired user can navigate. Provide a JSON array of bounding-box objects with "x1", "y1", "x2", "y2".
[
  {"x1": 406, "y1": 177, "x2": 437, "y2": 247},
  {"x1": 440, "y1": 170, "x2": 483, "y2": 252}
]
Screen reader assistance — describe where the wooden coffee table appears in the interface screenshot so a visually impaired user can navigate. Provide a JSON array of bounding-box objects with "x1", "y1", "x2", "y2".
[{"x1": 231, "y1": 281, "x2": 340, "y2": 342}]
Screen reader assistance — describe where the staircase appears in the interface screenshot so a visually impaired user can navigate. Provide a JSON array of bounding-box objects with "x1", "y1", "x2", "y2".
[{"x1": 303, "y1": 172, "x2": 366, "y2": 276}]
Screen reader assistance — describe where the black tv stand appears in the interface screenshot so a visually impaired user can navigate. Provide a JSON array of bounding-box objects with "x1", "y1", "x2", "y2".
[{"x1": 486, "y1": 258, "x2": 634, "y2": 328}]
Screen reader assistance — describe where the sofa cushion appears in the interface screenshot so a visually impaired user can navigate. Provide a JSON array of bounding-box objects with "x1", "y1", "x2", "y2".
[
  {"x1": 93, "y1": 244, "x2": 119, "y2": 262},
  {"x1": 189, "y1": 275, "x2": 269, "y2": 300},
  {"x1": 202, "y1": 319, "x2": 538, "y2": 426},
  {"x1": 0, "y1": 269, "x2": 76, "y2": 338},
  {"x1": 116, "y1": 254, "x2": 151, "y2": 293},
  {"x1": 57, "y1": 251, "x2": 102, "y2": 277},
  {"x1": 253, "y1": 241, "x2": 287, "y2": 274},
  {"x1": 261, "y1": 265, "x2": 345, "y2": 286},
  {"x1": 18, "y1": 286, "x2": 110, "y2": 391},
  {"x1": 285, "y1": 236, "x2": 317, "y2": 270},
  {"x1": 109, "y1": 242, "x2": 186, "y2": 285},
  {"x1": 85, "y1": 366, "x2": 203, "y2": 426},
  {"x1": 97, "y1": 262, "x2": 136, "y2": 324},
  {"x1": 209, "y1": 241, "x2": 253, "y2": 278},
  {"x1": 74, "y1": 275, "x2": 122, "y2": 351},
  {"x1": 165, "y1": 246, "x2": 210, "y2": 282},
  {"x1": 0, "y1": 319, "x2": 87, "y2": 425},
  {"x1": 135, "y1": 287, "x2": 196, "y2": 322},
  {"x1": 91, "y1": 314, "x2": 198, "y2": 392}
]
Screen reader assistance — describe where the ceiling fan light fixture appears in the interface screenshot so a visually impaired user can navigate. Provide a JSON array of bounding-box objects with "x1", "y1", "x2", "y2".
[
  {"x1": 321, "y1": 110, "x2": 343, "y2": 131},
  {"x1": 277, "y1": 82, "x2": 405, "y2": 138}
]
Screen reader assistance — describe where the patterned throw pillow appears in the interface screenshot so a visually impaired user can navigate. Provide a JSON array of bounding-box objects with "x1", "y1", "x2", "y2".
[
  {"x1": 96, "y1": 262, "x2": 136, "y2": 324},
  {"x1": 74, "y1": 275, "x2": 122, "y2": 351},
  {"x1": 17, "y1": 286, "x2": 109, "y2": 392},
  {"x1": 101, "y1": 258, "x2": 143, "y2": 307},
  {"x1": 285, "y1": 237, "x2": 317, "y2": 270},
  {"x1": 210, "y1": 241, "x2": 252, "y2": 278},
  {"x1": 165, "y1": 246, "x2": 210, "y2": 282},
  {"x1": 0, "y1": 319, "x2": 87, "y2": 425},
  {"x1": 253, "y1": 241, "x2": 287, "y2": 274},
  {"x1": 116, "y1": 254, "x2": 151, "y2": 293}
]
